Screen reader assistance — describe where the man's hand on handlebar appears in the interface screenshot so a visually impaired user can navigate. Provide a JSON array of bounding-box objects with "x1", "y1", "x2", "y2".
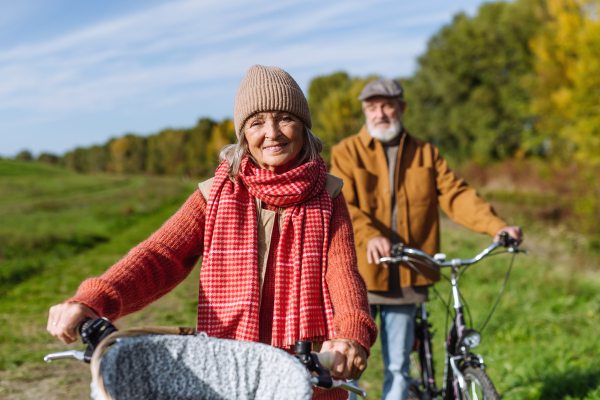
[
  {"x1": 47, "y1": 302, "x2": 99, "y2": 344},
  {"x1": 493, "y1": 226, "x2": 523, "y2": 245},
  {"x1": 320, "y1": 338, "x2": 368, "y2": 380},
  {"x1": 366, "y1": 236, "x2": 392, "y2": 267}
]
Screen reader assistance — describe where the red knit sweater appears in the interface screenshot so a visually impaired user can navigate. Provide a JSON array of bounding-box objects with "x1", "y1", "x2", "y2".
[{"x1": 70, "y1": 190, "x2": 377, "y2": 400}]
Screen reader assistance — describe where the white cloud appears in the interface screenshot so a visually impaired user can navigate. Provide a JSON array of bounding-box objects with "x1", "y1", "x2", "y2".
[
  {"x1": 0, "y1": 0, "x2": 486, "y2": 155},
  {"x1": 0, "y1": 0, "x2": 457, "y2": 108}
]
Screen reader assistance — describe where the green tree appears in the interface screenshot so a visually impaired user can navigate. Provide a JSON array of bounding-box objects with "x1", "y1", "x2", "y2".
[
  {"x1": 307, "y1": 73, "x2": 377, "y2": 160},
  {"x1": 403, "y1": 0, "x2": 544, "y2": 165},
  {"x1": 146, "y1": 129, "x2": 186, "y2": 175},
  {"x1": 185, "y1": 118, "x2": 214, "y2": 177},
  {"x1": 85, "y1": 145, "x2": 110, "y2": 173},
  {"x1": 15, "y1": 150, "x2": 33, "y2": 161},
  {"x1": 308, "y1": 72, "x2": 353, "y2": 134},
  {"x1": 37, "y1": 153, "x2": 60, "y2": 165}
]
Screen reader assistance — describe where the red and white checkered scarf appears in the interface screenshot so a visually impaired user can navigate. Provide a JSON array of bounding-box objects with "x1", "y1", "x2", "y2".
[{"x1": 197, "y1": 156, "x2": 335, "y2": 348}]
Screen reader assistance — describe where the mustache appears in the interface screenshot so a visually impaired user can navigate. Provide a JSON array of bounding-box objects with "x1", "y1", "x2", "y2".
[{"x1": 373, "y1": 117, "x2": 392, "y2": 125}]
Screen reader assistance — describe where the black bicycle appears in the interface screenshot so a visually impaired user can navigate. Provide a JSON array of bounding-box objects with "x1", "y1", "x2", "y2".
[{"x1": 380, "y1": 232, "x2": 527, "y2": 400}]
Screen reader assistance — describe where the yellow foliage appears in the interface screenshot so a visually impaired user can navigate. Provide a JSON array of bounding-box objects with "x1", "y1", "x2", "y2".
[
  {"x1": 109, "y1": 137, "x2": 131, "y2": 174},
  {"x1": 531, "y1": 0, "x2": 600, "y2": 165},
  {"x1": 208, "y1": 119, "x2": 236, "y2": 164}
]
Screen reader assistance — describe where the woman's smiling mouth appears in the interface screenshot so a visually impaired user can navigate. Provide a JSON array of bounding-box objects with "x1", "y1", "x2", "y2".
[{"x1": 263, "y1": 143, "x2": 287, "y2": 152}]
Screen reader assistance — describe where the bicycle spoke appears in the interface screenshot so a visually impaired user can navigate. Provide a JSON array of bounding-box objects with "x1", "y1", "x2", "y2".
[{"x1": 471, "y1": 381, "x2": 479, "y2": 400}]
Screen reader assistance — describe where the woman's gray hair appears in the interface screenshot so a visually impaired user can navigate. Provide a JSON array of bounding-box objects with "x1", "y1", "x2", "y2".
[{"x1": 219, "y1": 124, "x2": 324, "y2": 179}]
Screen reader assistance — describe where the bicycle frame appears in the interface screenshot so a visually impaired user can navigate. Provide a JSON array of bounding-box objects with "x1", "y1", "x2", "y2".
[
  {"x1": 382, "y1": 234, "x2": 527, "y2": 400},
  {"x1": 413, "y1": 302, "x2": 440, "y2": 400},
  {"x1": 412, "y1": 264, "x2": 483, "y2": 400},
  {"x1": 443, "y1": 262, "x2": 484, "y2": 400}
]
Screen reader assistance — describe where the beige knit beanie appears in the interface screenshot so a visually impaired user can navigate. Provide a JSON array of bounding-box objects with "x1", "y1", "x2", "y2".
[{"x1": 233, "y1": 65, "x2": 312, "y2": 137}]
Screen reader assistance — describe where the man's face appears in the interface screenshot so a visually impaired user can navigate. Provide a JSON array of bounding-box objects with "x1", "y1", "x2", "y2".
[
  {"x1": 362, "y1": 96, "x2": 406, "y2": 141},
  {"x1": 362, "y1": 96, "x2": 405, "y2": 129}
]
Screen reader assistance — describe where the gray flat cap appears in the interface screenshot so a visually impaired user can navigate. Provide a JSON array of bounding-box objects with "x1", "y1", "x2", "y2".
[{"x1": 358, "y1": 78, "x2": 404, "y2": 101}]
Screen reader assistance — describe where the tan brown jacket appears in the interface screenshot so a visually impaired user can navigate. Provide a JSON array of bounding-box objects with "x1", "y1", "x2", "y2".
[{"x1": 330, "y1": 126, "x2": 507, "y2": 291}]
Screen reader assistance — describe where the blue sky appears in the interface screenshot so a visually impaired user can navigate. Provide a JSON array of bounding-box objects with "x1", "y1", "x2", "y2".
[{"x1": 0, "y1": 0, "x2": 492, "y2": 157}]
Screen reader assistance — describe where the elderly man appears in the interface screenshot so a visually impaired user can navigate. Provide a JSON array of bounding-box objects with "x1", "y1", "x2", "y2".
[{"x1": 329, "y1": 78, "x2": 522, "y2": 400}]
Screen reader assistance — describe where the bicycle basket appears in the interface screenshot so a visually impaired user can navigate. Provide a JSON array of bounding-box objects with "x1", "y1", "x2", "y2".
[{"x1": 91, "y1": 334, "x2": 313, "y2": 400}]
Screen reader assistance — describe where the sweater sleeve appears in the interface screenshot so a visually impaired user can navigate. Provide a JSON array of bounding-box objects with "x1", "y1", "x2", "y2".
[
  {"x1": 68, "y1": 190, "x2": 207, "y2": 321},
  {"x1": 326, "y1": 193, "x2": 378, "y2": 353}
]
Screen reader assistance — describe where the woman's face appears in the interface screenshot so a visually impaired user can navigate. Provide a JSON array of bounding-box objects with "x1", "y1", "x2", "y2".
[{"x1": 244, "y1": 111, "x2": 305, "y2": 174}]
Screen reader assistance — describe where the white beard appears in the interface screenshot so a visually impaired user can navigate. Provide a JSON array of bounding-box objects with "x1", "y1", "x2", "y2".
[{"x1": 366, "y1": 118, "x2": 402, "y2": 142}]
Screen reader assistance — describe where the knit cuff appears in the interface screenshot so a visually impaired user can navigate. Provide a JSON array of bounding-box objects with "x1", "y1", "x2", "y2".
[
  {"x1": 68, "y1": 278, "x2": 123, "y2": 322},
  {"x1": 333, "y1": 311, "x2": 378, "y2": 357}
]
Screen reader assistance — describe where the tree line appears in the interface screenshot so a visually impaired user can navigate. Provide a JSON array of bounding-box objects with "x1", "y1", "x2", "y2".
[
  {"x1": 20, "y1": 0, "x2": 600, "y2": 173},
  {"x1": 17, "y1": 119, "x2": 236, "y2": 177}
]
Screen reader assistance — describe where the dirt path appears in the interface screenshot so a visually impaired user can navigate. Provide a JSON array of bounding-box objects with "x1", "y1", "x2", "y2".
[{"x1": 0, "y1": 363, "x2": 91, "y2": 400}]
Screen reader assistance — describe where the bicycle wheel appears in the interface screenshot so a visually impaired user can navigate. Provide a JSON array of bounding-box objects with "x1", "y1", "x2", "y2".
[
  {"x1": 408, "y1": 352, "x2": 423, "y2": 399},
  {"x1": 460, "y1": 367, "x2": 499, "y2": 400}
]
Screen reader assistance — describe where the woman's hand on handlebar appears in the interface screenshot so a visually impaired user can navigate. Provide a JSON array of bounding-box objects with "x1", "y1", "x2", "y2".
[
  {"x1": 47, "y1": 302, "x2": 99, "y2": 344},
  {"x1": 320, "y1": 338, "x2": 368, "y2": 380},
  {"x1": 493, "y1": 226, "x2": 523, "y2": 245}
]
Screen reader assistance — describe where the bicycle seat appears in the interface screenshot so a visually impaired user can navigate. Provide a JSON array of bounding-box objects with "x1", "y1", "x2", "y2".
[{"x1": 92, "y1": 334, "x2": 312, "y2": 400}]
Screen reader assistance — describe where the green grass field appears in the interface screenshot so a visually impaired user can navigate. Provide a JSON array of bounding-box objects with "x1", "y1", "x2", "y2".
[{"x1": 1, "y1": 160, "x2": 599, "y2": 399}]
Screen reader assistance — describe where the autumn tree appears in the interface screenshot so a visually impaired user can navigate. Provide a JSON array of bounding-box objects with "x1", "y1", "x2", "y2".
[
  {"x1": 207, "y1": 119, "x2": 236, "y2": 167},
  {"x1": 108, "y1": 135, "x2": 147, "y2": 174},
  {"x1": 531, "y1": 0, "x2": 600, "y2": 165}
]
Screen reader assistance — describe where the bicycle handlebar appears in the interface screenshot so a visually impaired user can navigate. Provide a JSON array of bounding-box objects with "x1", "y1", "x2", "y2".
[
  {"x1": 44, "y1": 344, "x2": 339, "y2": 368},
  {"x1": 380, "y1": 232, "x2": 527, "y2": 267},
  {"x1": 44, "y1": 320, "x2": 367, "y2": 397}
]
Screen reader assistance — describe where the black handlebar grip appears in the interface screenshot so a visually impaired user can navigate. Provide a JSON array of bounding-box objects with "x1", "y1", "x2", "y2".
[
  {"x1": 78, "y1": 319, "x2": 94, "y2": 338},
  {"x1": 295, "y1": 340, "x2": 312, "y2": 357},
  {"x1": 500, "y1": 232, "x2": 519, "y2": 247},
  {"x1": 391, "y1": 243, "x2": 405, "y2": 257}
]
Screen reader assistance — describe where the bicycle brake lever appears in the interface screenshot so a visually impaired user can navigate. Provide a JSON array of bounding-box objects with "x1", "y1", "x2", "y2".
[
  {"x1": 295, "y1": 341, "x2": 367, "y2": 398},
  {"x1": 509, "y1": 247, "x2": 529, "y2": 255},
  {"x1": 308, "y1": 354, "x2": 367, "y2": 398},
  {"x1": 309, "y1": 377, "x2": 367, "y2": 398},
  {"x1": 44, "y1": 350, "x2": 85, "y2": 363}
]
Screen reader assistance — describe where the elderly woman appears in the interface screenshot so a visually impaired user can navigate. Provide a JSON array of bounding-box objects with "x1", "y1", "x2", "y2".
[{"x1": 47, "y1": 65, "x2": 378, "y2": 399}]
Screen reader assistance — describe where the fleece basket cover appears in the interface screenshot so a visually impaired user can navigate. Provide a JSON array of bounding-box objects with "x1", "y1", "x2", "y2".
[{"x1": 91, "y1": 334, "x2": 313, "y2": 400}]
